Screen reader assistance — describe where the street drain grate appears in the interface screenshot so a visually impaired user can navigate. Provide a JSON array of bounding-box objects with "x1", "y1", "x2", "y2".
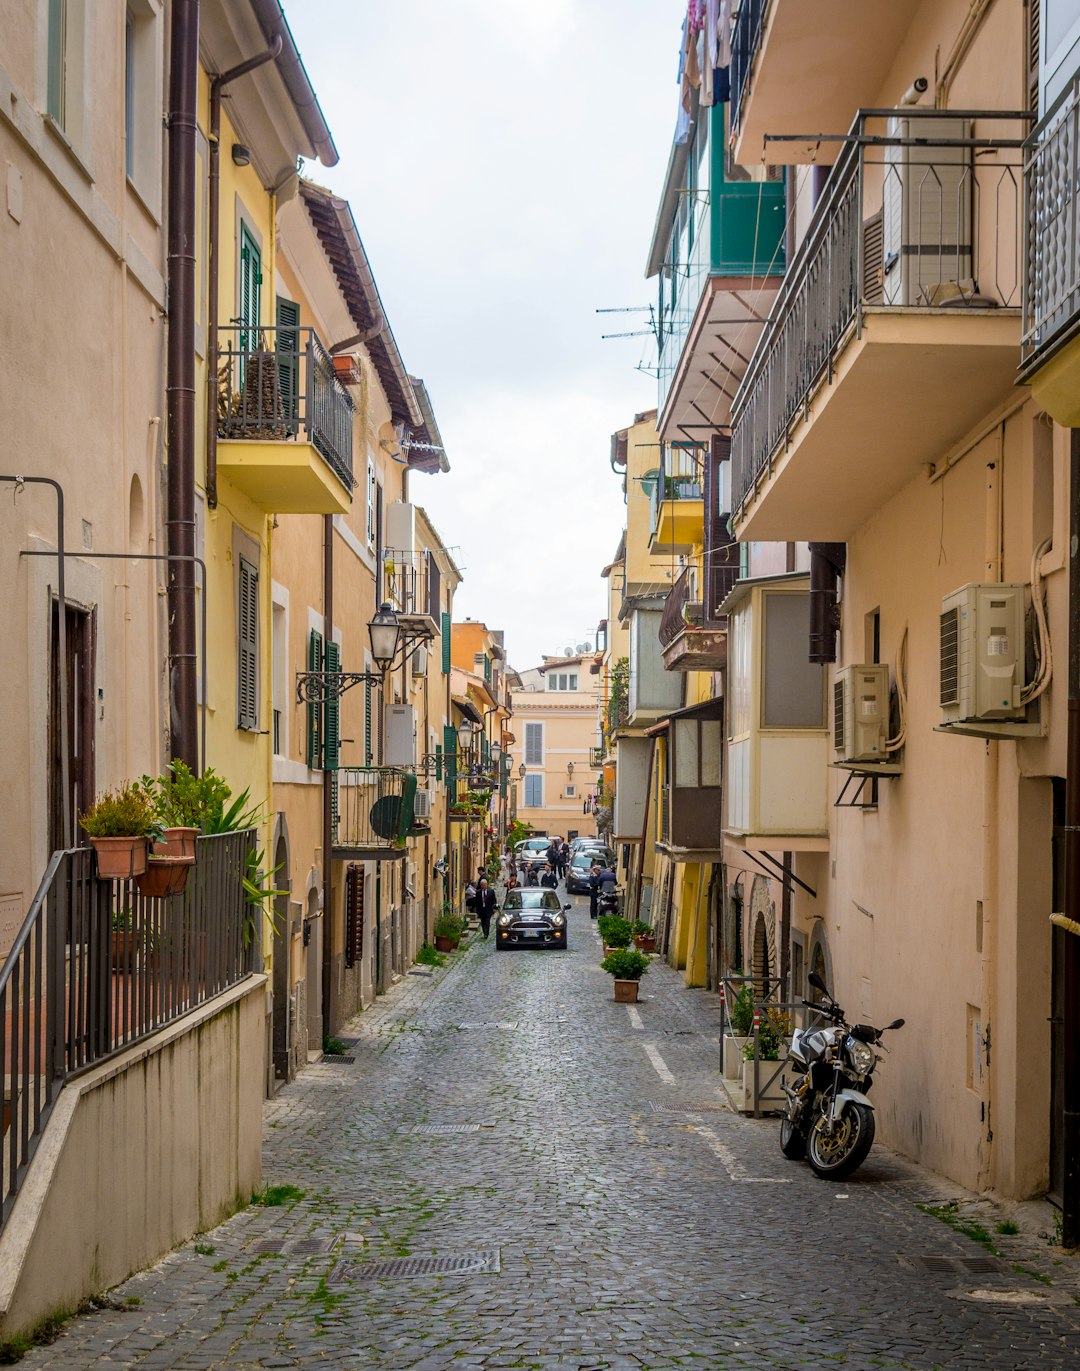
[
  {"x1": 913, "y1": 1255, "x2": 1006, "y2": 1275},
  {"x1": 333, "y1": 1250, "x2": 500, "y2": 1282},
  {"x1": 252, "y1": 1235, "x2": 341, "y2": 1257},
  {"x1": 648, "y1": 1100, "x2": 726, "y2": 1114},
  {"x1": 458, "y1": 1021, "x2": 518, "y2": 1030},
  {"x1": 319, "y1": 1054, "x2": 356, "y2": 1064},
  {"x1": 401, "y1": 1123, "x2": 496, "y2": 1136}
]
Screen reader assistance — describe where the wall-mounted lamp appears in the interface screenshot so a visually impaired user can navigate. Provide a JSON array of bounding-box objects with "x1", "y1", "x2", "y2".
[
  {"x1": 567, "y1": 761, "x2": 575, "y2": 779},
  {"x1": 518, "y1": 763, "x2": 527, "y2": 779},
  {"x1": 231, "y1": 143, "x2": 252, "y2": 167}
]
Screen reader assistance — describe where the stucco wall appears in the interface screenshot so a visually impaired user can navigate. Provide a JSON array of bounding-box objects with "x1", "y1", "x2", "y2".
[{"x1": 0, "y1": 977, "x2": 266, "y2": 1339}]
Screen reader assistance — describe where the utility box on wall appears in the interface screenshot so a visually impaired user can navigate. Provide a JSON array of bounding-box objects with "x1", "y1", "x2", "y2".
[
  {"x1": 939, "y1": 583, "x2": 1026, "y2": 726},
  {"x1": 833, "y1": 664, "x2": 889, "y2": 763},
  {"x1": 384, "y1": 703, "x2": 417, "y2": 767}
]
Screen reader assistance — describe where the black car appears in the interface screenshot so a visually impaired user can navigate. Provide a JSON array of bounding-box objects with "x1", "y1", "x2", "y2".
[
  {"x1": 496, "y1": 888, "x2": 569, "y2": 950},
  {"x1": 566, "y1": 852, "x2": 602, "y2": 895}
]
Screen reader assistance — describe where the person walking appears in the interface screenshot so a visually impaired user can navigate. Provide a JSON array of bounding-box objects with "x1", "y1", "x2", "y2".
[
  {"x1": 540, "y1": 862, "x2": 559, "y2": 890},
  {"x1": 588, "y1": 863, "x2": 602, "y2": 919},
  {"x1": 558, "y1": 840, "x2": 570, "y2": 878},
  {"x1": 474, "y1": 876, "x2": 497, "y2": 940}
]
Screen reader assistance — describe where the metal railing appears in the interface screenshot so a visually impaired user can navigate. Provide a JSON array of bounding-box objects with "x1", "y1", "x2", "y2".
[
  {"x1": 0, "y1": 831, "x2": 256, "y2": 1230},
  {"x1": 217, "y1": 325, "x2": 355, "y2": 491},
  {"x1": 731, "y1": 110, "x2": 1023, "y2": 513},
  {"x1": 382, "y1": 549, "x2": 440, "y2": 622},
  {"x1": 334, "y1": 768, "x2": 418, "y2": 853},
  {"x1": 650, "y1": 446, "x2": 703, "y2": 535},
  {"x1": 730, "y1": 0, "x2": 767, "y2": 140},
  {"x1": 720, "y1": 974, "x2": 812, "y2": 1118},
  {"x1": 658, "y1": 568, "x2": 695, "y2": 649},
  {"x1": 1023, "y1": 75, "x2": 1080, "y2": 367}
]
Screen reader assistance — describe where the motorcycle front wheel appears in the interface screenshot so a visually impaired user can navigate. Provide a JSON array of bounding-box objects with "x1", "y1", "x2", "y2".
[
  {"x1": 779, "y1": 1112, "x2": 806, "y2": 1160},
  {"x1": 806, "y1": 1102, "x2": 875, "y2": 1179}
]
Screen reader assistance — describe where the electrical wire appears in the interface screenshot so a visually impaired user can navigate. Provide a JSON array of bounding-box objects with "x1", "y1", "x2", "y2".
[
  {"x1": 884, "y1": 623, "x2": 908, "y2": 753},
  {"x1": 1021, "y1": 537, "x2": 1054, "y2": 703}
]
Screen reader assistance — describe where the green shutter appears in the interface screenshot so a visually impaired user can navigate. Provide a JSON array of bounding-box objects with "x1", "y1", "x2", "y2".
[
  {"x1": 484, "y1": 654, "x2": 491, "y2": 684},
  {"x1": 47, "y1": 0, "x2": 66, "y2": 126},
  {"x1": 240, "y1": 224, "x2": 261, "y2": 355},
  {"x1": 323, "y1": 639, "x2": 341, "y2": 771},
  {"x1": 434, "y1": 743, "x2": 442, "y2": 783},
  {"x1": 275, "y1": 296, "x2": 300, "y2": 433},
  {"x1": 306, "y1": 630, "x2": 323, "y2": 768},
  {"x1": 499, "y1": 753, "x2": 508, "y2": 799},
  {"x1": 443, "y1": 725, "x2": 457, "y2": 798},
  {"x1": 237, "y1": 556, "x2": 259, "y2": 731},
  {"x1": 441, "y1": 613, "x2": 451, "y2": 674}
]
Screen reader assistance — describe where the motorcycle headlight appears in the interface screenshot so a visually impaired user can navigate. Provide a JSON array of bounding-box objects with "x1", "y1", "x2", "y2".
[
  {"x1": 847, "y1": 1038, "x2": 875, "y2": 1075},
  {"x1": 497, "y1": 913, "x2": 512, "y2": 927}
]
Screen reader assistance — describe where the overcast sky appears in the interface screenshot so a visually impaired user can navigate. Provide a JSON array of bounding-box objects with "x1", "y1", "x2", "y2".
[{"x1": 289, "y1": 0, "x2": 683, "y2": 672}]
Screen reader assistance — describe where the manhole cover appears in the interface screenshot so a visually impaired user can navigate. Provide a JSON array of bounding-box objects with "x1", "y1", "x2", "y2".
[
  {"x1": 962, "y1": 1288, "x2": 1053, "y2": 1305},
  {"x1": 648, "y1": 1100, "x2": 726, "y2": 1114},
  {"x1": 319, "y1": 1054, "x2": 356, "y2": 1064},
  {"x1": 333, "y1": 1250, "x2": 500, "y2": 1282},
  {"x1": 913, "y1": 1255, "x2": 1006, "y2": 1275},
  {"x1": 402, "y1": 1123, "x2": 493, "y2": 1136}
]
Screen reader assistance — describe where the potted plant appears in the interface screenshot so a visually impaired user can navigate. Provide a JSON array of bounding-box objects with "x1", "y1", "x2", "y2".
[
  {"x1": 597, "y1": 913, "x2": 633, "y2": 954},
  {"x1": 433, "y1": 907, "x2": 464, "y2": 953},
  {"x1": 741, "y1": 1008, "x2": 792, "y2": 1111},
  {"x1": 632, "y1": 919, "x2": 656, "y2": 953},
  {"x1": 80, "y1": 783, "x2": 159, "y2": 879},
  {"x1": 723, "y1": 980, "x2": 755, "y2": 1079},
  {"x1": 140, "y1": 760, "x2": 233, "y2": 857},
  {"x1": 135, "y1": 854, "x2": 192, "y2": 899},
  {"x1": 600, "y1": 946, "x2": 649, "y2": 1003}
]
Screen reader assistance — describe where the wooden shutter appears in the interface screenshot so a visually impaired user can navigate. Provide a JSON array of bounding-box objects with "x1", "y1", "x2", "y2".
[
  {"x1": 443, "y1": 725, "x2": 457, "y2": 797},
  {"x1": 237, "y1": 555, "x2": 259, "y2": 730},
  {"x1": 323, "y1": 639, "x2": 341, "y2": 771},
  {"x1": 441, "y1": 613, "x2": 451, "y2": 673},
  {"x1": 345, "y1": 863, "x2": 364, "y2": 968},
  {"x1": 499, "y1": 753, "x2": 508, "y2": 799},
  {"x1": 703, "y1": 434, "x2": 738, "y2": 625},
  {"x1": 239, "y1": 225, "x2": 262, "y2": 354},
  {"x1": 428, "y1": 556, "x2": 441, "y2": 622},
  {"x1": 306, "y1": 629, "x2": 323, "y2": 768},
  {"x1": 525, "y1": 722, "x2": 542, "y2": 766},
  {"x1": 275, "y1": 296, "x2": 300, "y2": 433},
  {"x1": 861, "y1": 210, "x2": 884, "y2": 306}
]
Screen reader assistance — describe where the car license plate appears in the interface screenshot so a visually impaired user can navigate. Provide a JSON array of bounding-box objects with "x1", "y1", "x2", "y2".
[{"x1": 522, "y1": 929, "x2": 539, "y2": 938}]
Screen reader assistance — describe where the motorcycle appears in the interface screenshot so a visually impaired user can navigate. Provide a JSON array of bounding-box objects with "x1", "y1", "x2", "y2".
[
  {"x1": 596, "y1": 885, "x2": 620, "y2": 919},
  {"x1": 780, "y1": 971, "x2": 904, "y2": 1179}
]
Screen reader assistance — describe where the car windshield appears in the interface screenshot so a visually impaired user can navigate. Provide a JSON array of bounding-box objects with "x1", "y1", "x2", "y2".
[
  {"x1": 503, "y1": 889, "x2": 561, "y2": 912},
  {"x1": 571, "y1": 855, "x2": 595, "y2": 869},
  {"x1": 521, "y1": 839, "x2": 549, "y2": 853}
]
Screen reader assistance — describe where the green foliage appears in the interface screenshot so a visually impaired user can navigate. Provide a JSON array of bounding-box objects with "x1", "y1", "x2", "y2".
[
  {"x1": 917, "y1": 1201, "x2": 1000, "y2": 1255},
  {"x1": 250, "y1": 1184, "x2": 305, "y2": 1207},
  {"x1": 597, "y1": 914, "x2": 633, "y2": 949},
  {"x1": 79, "y1": 783, "x2": 159, "y2": 839},
  {"x1": 434, "y1": 908, "x2": 464, "y2": 940},
  {"x1": 996, "y1": 1220, "x2": 1020, "y2": 1236},
  {"x1": 193, "y1": 1242, "x2": 215, "y2": 1256},
  {"x1": 322, "y1": 1037, "x2": 347, "y2": 1056},
  {"x1": 727, "y1": 980, "x2": 755, "y2": 1036},
  {"x1": 241, "y1": 849, "x2": 288, "y2": 948},
  {"x1": 631, "y1": 919, "x2": 652, "y2": 936},
  {"x1": 204, "y1": 785, "x2": 264, "y2": 835},
  {"x1": 507, "y1": 819, "x2": 532, "y2": 849},
  {"x1": 140, "y1": 760, "x2": 231, "y2": 830},
  {"x1": 415, "y1": 942, "x2": 446, "y2": 967},
  {"x1": 742, "y1": 1008, "x2": 791, "y2": 1062},
  {"x1": 600, "y1": 946, "x2": 650, "y2": 980}
]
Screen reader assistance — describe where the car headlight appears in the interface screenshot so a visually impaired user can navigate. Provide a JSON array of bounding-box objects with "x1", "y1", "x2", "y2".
[
  {"x1": 847, "y1": 1038, "x2": 875, "y2": 1075},
  {"x1": 552, "y1": 913, "x2": 565, "y2": 926},
  {"x1": 497, "y1": 913, "x2": 512, "y2": 927}
]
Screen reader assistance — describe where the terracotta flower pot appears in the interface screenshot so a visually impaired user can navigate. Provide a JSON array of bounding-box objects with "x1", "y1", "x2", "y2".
[
  {"x1": 434, "y1": 934, "x2": 454, "y2": 953},
  {"x1": 613, "y1": 978, "x2": 640, "y2": 1003},
  {"x1": 151, "y1": 827, "x2": 198, "y2": 861},
  {"x1": 110, "y1": 929, "x2": 137, "y2": 973},
  {"x1": 635, "y1": 935, "x2": 657, "y2": 953},
  {"x1": 91, "y1": 836, "x2": 148, "y2": 880},
  {"x1": 135, "y1": 857, "x2": 192, "y2": 899}
]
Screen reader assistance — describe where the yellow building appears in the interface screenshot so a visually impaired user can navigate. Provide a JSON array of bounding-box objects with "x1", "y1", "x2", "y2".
[{"x1": 512, "y1": 655, "x2": 602, "y2": 843}]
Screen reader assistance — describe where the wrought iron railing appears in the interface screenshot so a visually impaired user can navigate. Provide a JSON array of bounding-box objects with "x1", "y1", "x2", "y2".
[
  {"x1": 731, "y1": 110, "x2": 1023, "y2": 514},
  {"x1": 1023, "y1": 75, "x2": 1080, "y2": 368},
  {"x1": 0, "y1": 831, "x2": 256, "y2": 1230},
  {"x1": 650, "y1": 445, "x2": 703, "y2": 536},
  {"x1": 729, "y1": 0, "x2": 767, "y2": 140},
  {"x1": 382, "y1": 548, "x2": 440, "y2": 622},
  {"x1": 217, "y1": 325, "x2": 355, "y2": 491},
  {"x1": 659, "y1": 568, "x2": 694, "y2": 649},
  {"x1": 334, "y1": 768, "x2": 417, "y2": 852}
]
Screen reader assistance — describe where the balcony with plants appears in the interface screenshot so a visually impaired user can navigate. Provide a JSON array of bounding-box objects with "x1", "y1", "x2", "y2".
[
  {"x1": 216, "y1": 324, "x2": 355, "y2": 514},
  {"x1": 649, "y1": 444, "x2": 704, "y2": 553},
  {"x1": 730, "y1": 108, "x2": 1024, "y2": 543},
  {"x1": 651, "y1": 100, "x2": 785, "y2": 442}
]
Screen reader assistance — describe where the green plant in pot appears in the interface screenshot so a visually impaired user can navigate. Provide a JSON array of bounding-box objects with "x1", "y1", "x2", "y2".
[
  {"x1": 742, "y1": 1008, "x2": 791, "y2": 1063},
  {"x1": 80, "y1": 783, "x2": 160, "y2": 880},
  {"x1": 597, "y1": 913, "x2": 633, "y2": 951},
  {"x1": 600, "y1": 946, "x2": 649, "y2": 1003},
  {"x1": 631, "y1": 918, "x2": 657, "y2": 952},
  {"x1": 727, "y1": 980, "x2": 755, "y2": 1036},
  {"x1": 433, "y1": 907, "x2": 464, "y2": 952}
]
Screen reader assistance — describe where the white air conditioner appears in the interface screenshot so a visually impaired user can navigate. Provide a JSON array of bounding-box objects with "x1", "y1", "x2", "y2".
[
  {"x1": 940, "y1": 583, "x2": 1026, "y2": 725},
  {"x1": 413, "y1": 788, "x2": 433, "y2": 820},
  {"x1": 833, "y1": 664, "x2": 889, "y2": 762},
  {"x1": 883, "y1": 115, "x2": 972, "y2": 307},
  {"x1": 411, "y1": 646, "x2": 428, "y2": 677}
]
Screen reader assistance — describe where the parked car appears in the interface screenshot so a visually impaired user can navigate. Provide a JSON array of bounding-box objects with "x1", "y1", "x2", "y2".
[
  {"x1": 496, "y1": 887, "x2": 570, "y2": 950},
  {"x1": 571, "y1": 842, "x2": 615, "y2": 870},
  {"x1": 515, "y1": 837, "x2": 552, "y2": 878},
  {"x1": 566, "y1": 851, "x2": 601, "y2": 894}
]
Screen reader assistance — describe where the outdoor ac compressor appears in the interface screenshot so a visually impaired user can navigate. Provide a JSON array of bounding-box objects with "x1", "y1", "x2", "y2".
[
  {"x1": 833, "y1": 664, "x2": 889, "y2": 762},
  {"x1": 939, "y1": 583, "x2": 1026, "y2": 725}
]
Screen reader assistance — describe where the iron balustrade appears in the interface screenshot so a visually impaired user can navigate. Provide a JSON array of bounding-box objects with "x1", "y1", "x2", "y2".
[
  {"x1": 217, "y1": 325, "x2": 355, "y2": 492},
  {"x1": 1023, "y1": 75, "x2": 1080, "y2": 368},
  {"x1": 334, "y1": 768, "x2": 418, "y2": 853},
  {"x1": 731, "y1": 110, "x2": 1023, "y2": 514},
  {"x1": 0, "y1": 831, "x2": 257, "y2": 1230},
  {"x1": 650, "y1": 446, "x2": 704, "y2": 537},
  {"x1": 659, "y1": 567, "x2": 694, "y2": 649},
  {"x1": 729, "y1": 0, "x2": 767, "y2": 140},
  {"x1": 381, "y1": 548, "x2": 440, "y2": 622}
]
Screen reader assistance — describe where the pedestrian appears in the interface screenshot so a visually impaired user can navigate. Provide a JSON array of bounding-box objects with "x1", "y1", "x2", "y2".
[
  {"x1": 547, "y1": 838, "x2": 560, "y2": 872},
  {"x1": 464, "y1": 879, "x2": 477, "y2": 915},
  {"x1": 558, "y1": 840, "x2": 570, "y2": 877},
  {"x1": 588, "y1": 863, "x2": 602, "y2": 919},
  {"x1": 505, "y1": 870, "x2": 520, "y2": 892},
  {"x1": 474, "y1": 876, "x2": 497, "y2": 940},
  {"x1": 525, "y1": 862, "x2": 539, "y2": 887},
  {"x1": 540, "y1": 862, "x2": 559, "y2": 890},
  {"x1": 500, "y1": 846, "x2": 514, "y2": 885}
]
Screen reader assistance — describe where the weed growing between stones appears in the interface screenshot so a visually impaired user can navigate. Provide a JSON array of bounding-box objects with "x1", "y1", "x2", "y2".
[
  {"x1": 251, "y1": 1184, "x2": 305, "y2": 1207},
  {"x1": 916, "y1": 1202, "x2": 1000, "y2": 1255}
]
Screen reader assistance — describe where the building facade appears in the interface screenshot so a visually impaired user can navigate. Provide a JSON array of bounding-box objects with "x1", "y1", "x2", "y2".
[{"x1": 513, "y1": 654, "x2": 602, "y2": 843}]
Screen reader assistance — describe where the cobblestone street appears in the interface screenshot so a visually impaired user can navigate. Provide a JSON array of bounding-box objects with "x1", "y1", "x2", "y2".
[{"x1": 26, "y1": 893, "x2": 1080, "y2": 1369}]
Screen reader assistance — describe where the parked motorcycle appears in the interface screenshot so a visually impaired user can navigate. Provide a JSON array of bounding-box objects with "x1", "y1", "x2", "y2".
[
  {"x1": 596, "y1": 885, "x2": 620, "y2": 919},
  {"x1": 780, "y1": 971, "x2": 904, "y2": 1179}
]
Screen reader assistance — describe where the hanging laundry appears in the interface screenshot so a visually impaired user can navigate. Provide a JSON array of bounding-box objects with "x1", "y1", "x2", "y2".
[{"x1": 718, "y1": 0, "x2": 733, "y2": 68}]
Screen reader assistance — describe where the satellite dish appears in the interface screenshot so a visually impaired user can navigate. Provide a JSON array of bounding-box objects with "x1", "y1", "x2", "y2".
[
  {"x1": 577, "y1": 641, "x2": 589, "y2": 653},
  {"x1": 564, "y1": 645, "x2": 573, "y2": 656}
]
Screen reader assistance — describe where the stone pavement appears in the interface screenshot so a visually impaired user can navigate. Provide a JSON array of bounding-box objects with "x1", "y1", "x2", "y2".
[{"x1": 22, "y1": 892, "x2": 1080, "y2": 1369}]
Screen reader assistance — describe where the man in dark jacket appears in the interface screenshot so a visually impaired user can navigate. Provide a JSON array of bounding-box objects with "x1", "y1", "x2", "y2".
[
  {"x1": 588, "y1": 863, "x2": 602, "y2": 919},
  {"x1": 474, "y1": 877, "x2": 498, "y2": 939},
  {"x1": 540, "y1": 862, "x2": 559, "y2": 890}
]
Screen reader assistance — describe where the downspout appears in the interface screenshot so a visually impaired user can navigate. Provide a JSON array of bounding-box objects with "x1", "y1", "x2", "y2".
[
  {"x1": 808, "y1": 543, "x2": 846, "y2": 664},
  {"x1": 166, "y1": 0, "x2": 200, "y2": 768},
  {"x1": 205, "y1": 35, "x2": 283, "y2": 510},
  {"x1": 1062, "y1": 429, "x2": 1080, "y2": 1247},
  {"x1": 322, "y1": 512, "x2": 333, "y2": 1042}
]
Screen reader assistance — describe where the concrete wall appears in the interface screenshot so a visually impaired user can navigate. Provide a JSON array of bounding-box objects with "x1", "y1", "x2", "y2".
[{"x1": 0, "y1": 977, "x2": 266, "y2": 1340}]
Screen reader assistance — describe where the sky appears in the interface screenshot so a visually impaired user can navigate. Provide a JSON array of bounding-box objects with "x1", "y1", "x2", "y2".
[{"x1": 288, "y1": 0, "x2": 684, "y2": 672}]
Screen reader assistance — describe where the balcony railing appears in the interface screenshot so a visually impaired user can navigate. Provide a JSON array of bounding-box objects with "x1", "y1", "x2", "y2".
[
  {"x1": 730, "y1": 0, "x2": 766, "y2": 140},
  {"x1": 1023, "y1": 76, "x2": 1080, "y2": 369},
  {"x1": 334, "y1": 768, "x2": 418, "y2": 854},
  {"x1": 659, "y1": 568, "x2": 696, "y2": 649},
  {"x1": 650, "y1": 446, "x2": 703, "y2": 534},
  {"x1": 217, "y1": 325, "x2": 355, "y2": 492},
  {"x1": 382, "y1": 549, "x2": 441, "y2": 623},
  {"x1": 732, "y1": 109, "x2": 1023, "y2": 512},
  {"x1": 0, "y1": 831, "x2": 256, "y2": 1231}
]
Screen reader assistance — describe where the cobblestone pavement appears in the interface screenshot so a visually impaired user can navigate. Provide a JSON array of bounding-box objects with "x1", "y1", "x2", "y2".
[{"x1": 23, "y1": 892, "x2": 1080, "y2": 1369}]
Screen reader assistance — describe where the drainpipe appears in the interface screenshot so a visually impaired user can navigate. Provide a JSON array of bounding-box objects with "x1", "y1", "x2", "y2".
[
  {"x1": 205, "y1": 35, "x2": 283, "y2": 510},
  {"x1": 322, "y1": 512, "x2": 333, "y2": 1043},
  {"x1": 166, "y1": 0, "x2": 200, "y2": 768},
  {"x1": 1062, "y1": 429, "x2": 1080, "y2": 1247},
  {"x1": 808, "y1": 543, "x2": 846, "y2": 664}
]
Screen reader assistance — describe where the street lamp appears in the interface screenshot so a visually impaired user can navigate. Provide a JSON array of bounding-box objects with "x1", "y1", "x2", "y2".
[
  {"x1": 518, "y1": 762, "x2": 527, "y2": 779},
  {"x1": 490, "y1": 740, "x2": 502, "y2": 769},
  {"x1": 368, "y1": 602, "x2": 400, "y2": 673},
  {"x1": 567, "y1": 761, "x2": 575, "y2": 779},
  {"x1": 457, "y1": 718, "x2": 476, "y2": 755}
]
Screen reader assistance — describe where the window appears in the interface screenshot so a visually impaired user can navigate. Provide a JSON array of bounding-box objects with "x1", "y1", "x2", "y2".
[
  {"x1": 124, "y1": 2, "x2": 162, "y2": 205},
  {"x1": 47, "y1": 0, "x2": 88, "y2": 147},
  {"x1": 524, "y1": 774, "x2": 543, "y2": 808},
  {"x1": 237, "y1": 554, "x2": 259, "y2": 731},
  {"x1": 47, "y1": 0, "x2": 68, "y2": 128},
  {"x1": 473, "y1": 652, "x2": 486, "y2": 676},
  {"x1": 524, "y1": 722, "x2": 543, "y2": 765},
  {"x1": 762, "y1": 592, "x2": 825, "y2": 729},
  {"x1": 124, "y1": 10, "x2": 134, "y2": 176},
  {"x1": 239, "y1": 222, "x2": 262, "y2": 356},
  {"x1": 271, "y1": 599, "x2": 286, "y2": 757},
  {"x1": 275, "y1": 297, "x2": 301, "y2": 432},
  {"x1": 545, "y1": 672, "x2": 579, "y2": 692},
  {"x1": 366, "y1": 455, "x2": 376, "y2": 546},
  {"x1": 565, "y1": 784, "x2": 576, "y2": 798}
]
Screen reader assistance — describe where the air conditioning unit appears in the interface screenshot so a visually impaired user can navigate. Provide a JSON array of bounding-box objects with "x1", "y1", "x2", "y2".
[
  {"x1": 940, "y1": 583, "x2": 1026, "y2": 725},
  {"x1": 411, "y1": 646, "x2": 429, "y2": 677},
  {"x1": 833, "y1": 664, "x2": 889, "y2": 762},
  {"x1": 413, "y1": 788, "x2": 433, "y2": 820},
  {"x1": 882, "y1": 115, "x2": 972, "y2": 306}
]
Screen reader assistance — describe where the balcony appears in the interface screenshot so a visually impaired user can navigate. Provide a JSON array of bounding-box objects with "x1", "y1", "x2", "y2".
[
  {"x1": 729, "y1": 0, "x2": 923, "y2": 165},
  {"x1": 731, "y1": 110, "x2": 1024, "y2": 542},
  {"x1": 332, "y1": 768, "x2": 417, "y2": 860},
  {"x1": 216, "y1": 325, "x2": 355, "y2": 515},
  {"x1": 659, "y1": 699, "x2": 725, "y2": 860},
  {"x1": 382, "y1": 548, "x2": 441, "y2": 634},
  {"x1": 659, "y1": 568, "x2": 731, "y2": 672},
  {"x1": 654, "y1": 102, "x2": 785, "y2": 439},
  {"x1": 628, "y1": 607, "x2": 684, "y2": 724},
  {"x1": 1021, "y1": 76, "x2": 1080, "y2": 421},
  {"x1": 650, "y1": 447, "x2": 703, "y2": 553}
]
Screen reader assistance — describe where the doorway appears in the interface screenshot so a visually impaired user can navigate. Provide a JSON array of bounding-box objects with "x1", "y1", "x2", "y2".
[{"x1": 49, "y1": 600, "x2": 95, "y2": 854}]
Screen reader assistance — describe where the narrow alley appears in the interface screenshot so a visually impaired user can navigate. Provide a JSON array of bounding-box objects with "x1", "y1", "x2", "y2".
[{"x1": 26, "y1": 893, "x2": 1080, "y2": 1371}]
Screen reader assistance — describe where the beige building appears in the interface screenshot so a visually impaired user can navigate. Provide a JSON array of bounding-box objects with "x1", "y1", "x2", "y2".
[{"x1": 513, "y1": 654, "x2": 602, "y2": 843}]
